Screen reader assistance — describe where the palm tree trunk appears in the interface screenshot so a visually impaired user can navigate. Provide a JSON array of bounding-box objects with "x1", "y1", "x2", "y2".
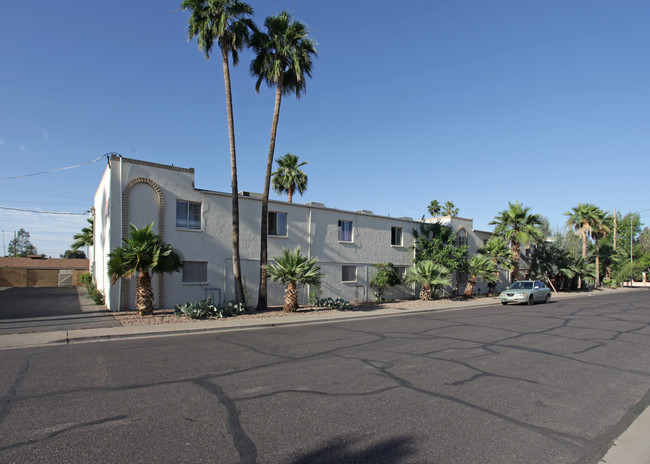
[
  {"x1": 221, "y1": 44, "x2": 245, "y2": 305},
  {"x1": 420, "y1": 284, "x2": 432, "y2": 301},
  {"x1": 257, "y1": 76, "x2": 284, "y2": 311},
  {"x1": 287, "y1": 185, "x2": 294, "y2": 203},
  {"x1": 464, "y1": 278, "x2": 477, "y2": 297},
  {"x1": 511, "y1": 243, "x2": 520, "y2": 283},
  {"x1": 136, "y1": 271, "x2": 154, "y2": 316},
  {"x1": 595, "y1": 239, "x2": 601, "y2": 287},
  {"x1": 284, "y1": 282, "x2": 298, "y2": 312}
]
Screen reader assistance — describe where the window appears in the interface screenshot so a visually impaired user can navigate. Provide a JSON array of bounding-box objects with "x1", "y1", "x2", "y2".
[
  {"x1": 338, "y1": 220, "x2": 353, "y2": 242},
  {"x1": 269, "y1": 212, "x2": 288, "y2": 237},
  {"x1": 182, "y1": 261, "x2": 208, "y2": 283},
  {"x1": 176, "y1": 200, "x2": 201, "y2": 230},
  {"x1": 342, "y1": 265, "x2": 356, "y2": 282},
  {"x1": 391, "y1": 227, "x2": 403, "y2": 246}
]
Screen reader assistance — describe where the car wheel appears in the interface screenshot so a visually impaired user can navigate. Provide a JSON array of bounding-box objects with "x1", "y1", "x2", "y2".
[
  {"x1": 528, "y1": 295, "x2": 534, "y2": 305},
  {"x1": 501, "y1": 302, "x2": 508, "y2": 305},
  {"x1": 545, "y1": 294, "x2": 551, "y2": 304}
]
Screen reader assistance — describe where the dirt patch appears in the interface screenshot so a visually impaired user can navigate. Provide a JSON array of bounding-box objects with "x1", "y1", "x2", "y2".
[{"x1": 109, "y1": 297, "x2": 483, "y2": 327}]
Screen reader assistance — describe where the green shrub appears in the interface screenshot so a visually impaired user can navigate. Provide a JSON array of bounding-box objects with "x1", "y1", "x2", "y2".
[
  {"x1": 80, "y1": 272, "x2": 93, "y2": 288},
  {"x1": 315, "y1": 297, "x2": 351, "y2": 310},
  {"x1": 174, "y1": 297, "x2": 247, "y2": 319},
  {"x1": 370, "y1": 263, "x2": 402, "y2": 301},
  {"x1": 309, "y1": 285, "x2": 323, "y2": 305},
  {"x1": 81, "y1": 272, "x2": 104, "y2": 305}
]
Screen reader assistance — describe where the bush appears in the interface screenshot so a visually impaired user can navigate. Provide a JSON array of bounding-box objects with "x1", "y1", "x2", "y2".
[
  {"x1": 370, "y1": 263, "x2": 402, "y2": 301},
  {"x1": 174, "y1": 296, "x2": 247, "y2": 319},
  {"x1": 315, "y1": 297, "x2": 351, "y2": 310},
  {"x1": 80, "y1": 272, "x2": 104, "y2": 305}
]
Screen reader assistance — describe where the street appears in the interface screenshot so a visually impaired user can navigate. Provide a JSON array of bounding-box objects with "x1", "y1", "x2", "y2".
[{"x1": 1, "y1": 290, "x2": 649, "y2": 463}]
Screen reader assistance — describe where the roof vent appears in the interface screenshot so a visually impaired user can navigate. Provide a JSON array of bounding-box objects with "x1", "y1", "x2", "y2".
[
  {"x1": 398, "y1": 216, "x2": 413, "y2": 221},
  {"x1": 356, "y1": 210, "x2": 373, "y2": 215},
  {"x1": 239, "y1": 191, "x2": 263, "y2": 199},
  {"x1": 305, "y1": 202, "x2": 325, "y2": 207}
]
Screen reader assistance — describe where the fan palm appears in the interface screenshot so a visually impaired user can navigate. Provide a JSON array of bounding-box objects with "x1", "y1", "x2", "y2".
[
  {"x1": 489, "y1": 201, "x2": 544, "y2": 282},
  {"x1": 565, "y1": 203, "x2": 600, "y2": 259},
  {"x1": 442, "y1": 201, "x2": 459, "y2": 217},
  {"x1": 72, "y1": 217, "x2": 94, "y2": 251},
  {"x1": 250, "y1": 10, "x2": 317, "y2": 310},
  {"x1": 427, "y1": 200, "x2": 442, "y2": 217},
  {"x1": 108, "y1": 224, "x2": 184, "y2": 316},
  {"x1": 404, "y1": 260, "x2": 452, "y2": 300},
  {"x1": 590, "y1": 208, "x2": 610, "y2": 287},
  {"x1": 265, "y1": 247, "x2": 322, "y2": 312},
  {"x1": 181, "y1": 0, "x2": 255, "y2": 304},
  {"x1": 272, "y1": 153, "x2": 308, "y2": 202},
  {"x1": 478, "y1": 237, "x2": 513, "y2": 295},
  {"x1": 463, "y1": 255, "x2": 499, "y2": 297}
]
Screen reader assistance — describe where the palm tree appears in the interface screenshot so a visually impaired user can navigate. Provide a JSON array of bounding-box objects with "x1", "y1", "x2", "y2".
[
  {"x1": 107, "y1": 224, "x2": 184, "y2": 316},
  {"x1": 442, "y1": 201, "x2": 459, "y2": 217},
  {"x1": 464, "y1": 255, "x2": 499, "y2": 297},
  {"x1": 181, "y1": 0, "x2": 255, "y2": 305},
  {"x1": 590, "y1": 208, "x2": 610, "y2": 287},
  {"x1": 565, "y1": 203, "x2": 606, "y2": 288},
  {"x1": 478, "y1": 236, "x2": 514, "y2": 295},
  {"x1": 489, "y1": 201, "x2": 544, "y2": 283},
  {"x1": 404, "y1": 260, "x2": 452, "y2": 300},
  {"x1": 72, "y1": 216, "x2": 94, "y2": 251},
  {"x1": 427, "y1": 200, "x2": 442, "y2": 217},
  {"x1": 250, "y1": 10, "x2": 317, "y2": 310},
  {"x1": 265, "y1": 247, "x2": 322, "y2": 312},
  {"x1": 272, "y1": 153, "x2": 308, "y2": 202}
]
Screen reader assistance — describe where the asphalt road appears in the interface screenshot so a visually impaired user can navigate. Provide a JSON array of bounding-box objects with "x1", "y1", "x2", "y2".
[
  {"x1": 1, "y1": 290, "x2": 649, "y2": 463},
  {"x1": 0, "y1": 287, "x2": 119, "y2": 334}
]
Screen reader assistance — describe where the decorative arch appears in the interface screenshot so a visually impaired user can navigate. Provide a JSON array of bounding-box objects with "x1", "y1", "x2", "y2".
[{"x1": 120, "y1": 177, "x2": 166, "y2": 311}]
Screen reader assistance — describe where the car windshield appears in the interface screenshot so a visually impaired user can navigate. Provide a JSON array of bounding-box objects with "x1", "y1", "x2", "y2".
[{"x1": 511, "y1": 282, "x2": 533, "y2": 290}]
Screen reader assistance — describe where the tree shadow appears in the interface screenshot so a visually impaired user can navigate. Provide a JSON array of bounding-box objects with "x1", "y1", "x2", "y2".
[{"x1": 286, "y1": 435, "x2": 416, "y2": 464}]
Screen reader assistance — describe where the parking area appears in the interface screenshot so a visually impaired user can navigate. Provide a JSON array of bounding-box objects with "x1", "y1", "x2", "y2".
[{"x1": 0, "y1": 287, "x2": 120, "y2": 334}]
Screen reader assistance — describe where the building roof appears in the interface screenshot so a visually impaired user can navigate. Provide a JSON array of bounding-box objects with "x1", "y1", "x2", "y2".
[{"x1": 0, "y1": 257, "x2": 89, "y2": 270}]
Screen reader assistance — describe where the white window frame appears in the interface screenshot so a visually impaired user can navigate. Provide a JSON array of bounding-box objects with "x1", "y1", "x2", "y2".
[
  {"x1": 182, "y1": 261, "x2": 208, "y2": 284},
  {"x1": 391, "y1": 226, "x2": 403, "y2": 247},
  {"x1": 338, "y1": 220, "x2": 353, "y2": 243},
  {"x1": 342, "y1": 265, "x2": 357, "y2": 283},
  {"x1": 176, "y1": 200, "x2": 202, "y2": 230},
  {"x1": 268, "y1": 211, "x2": 288, "y2": 237}
]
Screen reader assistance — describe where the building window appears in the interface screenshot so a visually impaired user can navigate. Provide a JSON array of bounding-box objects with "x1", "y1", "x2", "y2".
[
  {"x1": 176, "y1": 200, "x2": 201, "y2": 230},
  {"x1": 457, "y1": 229, "x2": 467, "y2": 246},
  {"x1": 182, "y1": 261, "x2": 208, "y2": 283},
  {"x1": 269, "y1": 212, "x2": 288, "y2": 237},
  {"x1": 391, "y1": 227, "x2": 403, "y2": 246},
  {"x1": 338, "y1": 220, "x2": 353, "y2": 242},
  {"x1": 342, "y1": 265, "x2": 356, "y2": 283}
]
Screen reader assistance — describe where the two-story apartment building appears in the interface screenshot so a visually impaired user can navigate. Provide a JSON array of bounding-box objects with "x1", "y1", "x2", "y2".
[{"x1": 92, "y1": 156, "x2": 422, "y2": 311}]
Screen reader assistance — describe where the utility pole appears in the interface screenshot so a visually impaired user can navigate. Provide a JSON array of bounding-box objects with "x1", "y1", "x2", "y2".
[{"x1": 613, "y1": 208, "x2": 617, "y2": 250}]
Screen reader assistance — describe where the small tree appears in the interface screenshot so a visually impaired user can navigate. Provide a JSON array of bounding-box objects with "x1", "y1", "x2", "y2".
[
  {"x1": 265, "y1": 247, "x2": 323, "y2": 312},
  {"x1": 61, "y1": 249, "x2": 87, "y2": 259},
  {"x1": 370, "y1": 263, "x2": 402, "y2": 301},
  {"x1": 108, "y1": 224, "x2": 184, "y2": 316},
  {"x1": 404, "y1": 260, "x2": 452, "y2": 300},
  {"x1": 8, "y1": 229, "x2": 38, "y2": 257},
  {"x1": 463, "y1": 255, "x2": 498, "y2": 297}
]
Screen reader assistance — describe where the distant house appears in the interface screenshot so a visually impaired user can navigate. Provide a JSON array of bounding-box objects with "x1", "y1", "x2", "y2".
[
  {"x1": 92, "y1": 155, "x2": 509, "y2": 311},
  {"x1": 0, "y1": 256, "x2": 89, "y2": 287}
]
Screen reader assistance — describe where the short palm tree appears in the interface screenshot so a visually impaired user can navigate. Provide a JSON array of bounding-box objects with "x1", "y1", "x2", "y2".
[
  {"x1": 272, "y1": 153, "x2": 308, "y2": 202},
  {"x1": 463, "y1": 255, "x2": 499, "y2": 297},
  {"x1": 489, "y1": 201, "x2": 544, "y2": 282},
  {"x1": 72, "y1": 216, "x2": 94, "y2": 251},
  {"x1": 404, "y1": 260, "x2": 452, "y2": 300},
  {"x1": 181, "y1": 0, "x2": 255, "y2": 305},
  {"x1": 108, "y1": 224, "x2": 184, "y2": 316},
  {"x1": 250, "y1": 10, "x2": 317, "y2": 311},
  {"x1": 265, "y1": 247, "x2": 322, "y2": 312},
  {"x1": 478, "y1": 236, "x2": 514, "y2": 295}
]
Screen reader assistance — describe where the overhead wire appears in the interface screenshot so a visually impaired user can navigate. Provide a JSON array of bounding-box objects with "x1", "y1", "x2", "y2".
[{"x1": 0, "y1": 153, "x2": 110, "y2": 181}]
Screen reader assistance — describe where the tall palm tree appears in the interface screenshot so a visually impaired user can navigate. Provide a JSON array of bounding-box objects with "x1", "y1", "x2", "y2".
[
  {"x1": 181, "y1": 0, "x2": 255, "y2": 305},
  {"x1": 427, "y1": 200, "x2": 442, "y2": 217},
  {"x1": 590, "y1": 207, "x2": 610, "y2": 287},
  {"x1": 565, "y1": 203, "x2": 605, "y2": 288},
  {"x1": 265, "y1": 247, "x2": 322, "y2": 312},
  {"x1": 250, "y1": 10, "x2": 317, "y2": 310},
  {"x1": 478, "y1": 236, "x2": 514, "y2": 295},
  {"x1": 108, "y1": 224, "x2": 184, "y2": 316},
  {"x1": 72, "y1": 216, "x2": 94, "y2": 251},
  {"x1": 271, "y1": 153, "x2": 308, "y2": 202},
  {"x1": 463, "y1": 255, "x2": 499, "y2": 297},
  {"x1": 442, "y1": 201, "x2": 459, "y2": 217},
  {"x1": 404, "y1": 260, "x2": 452, "y2": 300},
  {"x1": 489, "y1": 201, "x2": 544, "y2": 283}
]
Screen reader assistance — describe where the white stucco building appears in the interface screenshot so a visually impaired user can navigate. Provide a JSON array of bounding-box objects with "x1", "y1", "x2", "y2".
[{"x1": 92, "y1": 156, "x2": 428, "y2": 311}]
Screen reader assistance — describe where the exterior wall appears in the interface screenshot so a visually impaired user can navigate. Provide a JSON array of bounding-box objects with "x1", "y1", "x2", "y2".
[
  {"x1": 0, "y1": 268, "x2": 87, "y2": 287},
  {"x1": 93, "y1": 156, "x2": 418, "y2": 310}
]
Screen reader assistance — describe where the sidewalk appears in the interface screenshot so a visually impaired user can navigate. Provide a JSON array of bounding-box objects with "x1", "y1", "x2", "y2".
[{"x1": 0, "y1": 286, "x2": 648, "y2": 464}]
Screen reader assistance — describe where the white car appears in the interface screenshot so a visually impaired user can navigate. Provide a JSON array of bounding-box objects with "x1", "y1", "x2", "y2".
[{"x1": 500, "y1": 280, "x2": 551, "y2": 305}]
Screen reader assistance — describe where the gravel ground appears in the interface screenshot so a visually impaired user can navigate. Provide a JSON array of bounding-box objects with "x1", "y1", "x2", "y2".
[{"x1": 109, "y1": 297, "x2": 478, "y2": 327}]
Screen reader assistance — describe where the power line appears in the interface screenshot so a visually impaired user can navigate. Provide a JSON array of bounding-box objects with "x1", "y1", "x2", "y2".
[
  {"x1": 0, "y1": 153, "x2": 109, "y2": 181},
  {"x1": 0, "y1": 206, "x2": 88, "y2": 216}
]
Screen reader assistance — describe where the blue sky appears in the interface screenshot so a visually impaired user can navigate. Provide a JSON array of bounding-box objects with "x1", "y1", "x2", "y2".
[{"x1": 1, "y1": 0, "x2": 649, "y2": 257}]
